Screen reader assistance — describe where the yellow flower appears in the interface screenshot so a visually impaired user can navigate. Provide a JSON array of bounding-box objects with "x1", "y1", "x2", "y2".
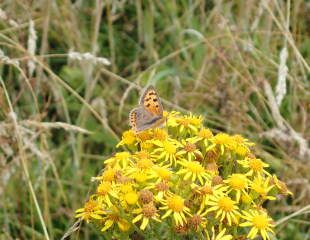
[
  {"x1": 160, "y1": 193, "x2": 191, "y2": 226},
  {"x1": 240, "y1": 209, "x2": 275, "y2": 240},
  {"x1": 119, "y1": 182, "x2": 135, "y2": 193},
  {"x1": 117, "y1": 130, "x2": 136, "y2": 147},
  {"x1": 101, "y1": 167, "x2": 118, "y2": 182},
  {"x1": 131, "y1": 170, "x2": 150, "y2": 183},
  {"x1": 207, "y1": 133, "x2": 235, "y2": 155},
  {"x1": 152, "y1": 139, "x2": 182, "y2": 166},
  {"x1": 205, "y1": 195, "x2": 240, "y2": 226},
  {"x1": 101, "y1": 206, "x2": 131, "y2": 232},
  {"x1": 124, "y1": 191, "x2": 139, "y2": 205},
  {"x1": 195, "y1": 127, "x2": 213, "y2": 147},
  {"x1": 133, "y1": 150, "x2": 154, "y2": 161},
  {"x1": 176, "y1": 138, "x2": 203, "y2": 161},
  {"x1": 206, "y1": 227, "x2": 233, "y2": 240},
  {"x1": 76, "y1": 111, "x2": 289, "y2": 238},
  {"x1": 191, "y1": 182, "x2": 228, "y2": 209},
  {"x1": 232, "y1": 134, "x2": 254, "y2": 146},
  {"x1": 177, "y1": 159, "x2": 210, "y2": 184},
  {"x1": 238, "y1": 157, "x2": 270, "y2": 176},
  {"x1": 136, "y1": 130, "x2": 153, "y2": 142},
  {"x1": 251, "y1": 175, "x2": 275, "y2": 201},
  {"x1": 153, "y1": 128, "x2": 169, "y2": 141},
  {"x1": 147, "y1": 180, "x2": 171, "y2": 200},
  {"x1": 166, "y1": 111, "x2": 182, "y2": 127},
  {"x1": 117, "y1": 183, "x2": 139, "y2": 208},
  {"x1": 125, "y1": 154, "x2": 154, "y2": 182},
  {"x1": 169, "y1": 114, "x2": 202, "y2": 134},
  {"x1": 150, "y1": 165, "x2": 172, "y2": 183},
  {"x1": 140, "y1": 141, "x2": 154, "y2": 151},
  {"x1": 95, "y1": 181, "x2": 118, "y2": 206},
  {"x1": 224, "y1": 174, "x2": 250, "y2": 202},
  {"x1": 104, "y1": 152, "x2": 132, "y2": 168},
  {"x1": 230, "y1": 135, "x2": 254, "y2": 156},
  {"x1": 75, "y1": 199, "x2": 105, "y2": 223},
  {"x1": 132, "y1": 203, "x2": 161, "y2": 230}
]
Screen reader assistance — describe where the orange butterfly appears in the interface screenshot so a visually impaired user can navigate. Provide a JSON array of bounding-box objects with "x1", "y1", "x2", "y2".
[{"x1": 129, "y1": 86, "x2": 165, "y2": 132}]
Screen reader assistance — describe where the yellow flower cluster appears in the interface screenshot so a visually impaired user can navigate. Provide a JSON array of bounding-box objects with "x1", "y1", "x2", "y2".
[{"x1": 76, "y1": 111, "x2": 291, "y2": 239}]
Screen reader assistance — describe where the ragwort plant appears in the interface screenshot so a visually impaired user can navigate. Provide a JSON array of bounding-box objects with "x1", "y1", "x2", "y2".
[{"x1": 76, "y1": 111, "x2": 291, "y2": 240}]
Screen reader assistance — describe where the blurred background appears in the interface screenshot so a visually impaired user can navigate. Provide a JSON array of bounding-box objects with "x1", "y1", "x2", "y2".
[{"x1": 0, "y1": 0, "x2": 309, "y2": 239}]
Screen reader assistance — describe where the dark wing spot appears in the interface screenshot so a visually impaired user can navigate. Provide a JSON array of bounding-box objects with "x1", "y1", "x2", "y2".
[
  {"x1": 155, "y1": 104, "x2": 159, "y2": 108},
  {"x1": 148, "y1": 92, "x2": 156, "y2": 96},
  {"x1": 145, "y1": 97, "x2": 151, "y2": 101},
  {"x1": 146, "y1": 103, "x2": 151, "y2": 107},
  {"x1": 152, "y1": 98, "x2": 158, "y2": 102}
]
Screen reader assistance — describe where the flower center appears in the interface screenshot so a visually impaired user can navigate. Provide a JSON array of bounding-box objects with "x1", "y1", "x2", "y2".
[
  {"x1": 212, "y1": 175, "x2": 223, "y2": 185},
  {"x1": 205, "y1": 150, "x2": 220, "y2": 161},
  {"x1": 155, "y1": 167, "x2": 171, "y2": 180},
  {"x1": 235, "y1": 145, "x2": 248, "y2": 156},
  {"x1": 156, "y1": 181, "x2": 169, "y2": 192},
  {"x1": 252, "y1": 214, "x2": 269, "y2": 229},
  {"x1": 139, "y1": 189, "x2": 154, "y2": 204},
  {"x1": 198, "y1": 128, "x2": 213, "y2": 139},
  {"x1": 187, "y1": 161, "x2": 204, "y2": 173},
  {"x1": 218, "y1": 196, "x2": 234, "y2": 212},
  {"x1": 84, "y1": 201, "x2": 97, "y2": 212},
  {"x1": 124, "y1": 191, "x2": 138, "y2": 205},
  {"x1": 163, "y1": 141, "x2": 176, "y2": 154},
  {"x1": 190, "y1": 214, "x2": 203, "y2": 229},
  {"x1": 206, "y1": 162, "x2": 218, "y2": 173},
  {"x1": 136, "y1": 150, "x2": 150, "y2": 160},
  {"x1": 232, "y1": 134, "x2": 244, "y2": 143},
  {"x1": 102, "y1": 168, "x2": 116, "y2": 182},
  {"x1": 184, "y1": 143, "x2": 196, "y2": 152},
  {"x1": 200, "y1": 185, "x2": 213, "y2": 195},
  {"x1": 142, "y1": 203, "x2": 157, "y2": 218},
  {"x1": 133, "y1": 171, "x2": 148, "y2": 183},
  {"x1": 136, "y1": 131, "x2": 152, "y2": 141},
  {"x1": 229, "y1": 174, "x2": 247, "y2": 190},
  {"x1": 120, "y1": 184, "x2": 133, "y2": 193},
  {"x1": 153, "y1": 129, "x2": 168, "y2": 141},
  {"x1": 213, "y1": 133, "x2": 231, "y2": 144},
  {"x1": 249, "y1": 158, "x2": 263, "y2": 171},
  {"x1": 167, "y1": 195, "x2": 185, "y2": 212},
  {"x1": 136, "y1": 158, "x2": 153, "y2": 169}
]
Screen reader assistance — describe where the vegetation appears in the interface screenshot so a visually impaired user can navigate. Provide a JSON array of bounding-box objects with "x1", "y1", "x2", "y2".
[
  {"x1": 0, "y1": 1, "x2": 309, "y2": 239},
  {"x1": 76, "y1": 111, "x2": 292, "y2": 239}
]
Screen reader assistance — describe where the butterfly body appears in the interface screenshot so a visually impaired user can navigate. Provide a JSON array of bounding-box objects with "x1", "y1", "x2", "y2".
[{"x1": 129, "y1": 86, "x2": 164, "y2": 132}]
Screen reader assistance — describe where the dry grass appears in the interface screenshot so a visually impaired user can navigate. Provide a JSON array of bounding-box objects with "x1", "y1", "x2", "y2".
[{"x1": 0, "y1": 0, "x2": 309, "y2": 239}]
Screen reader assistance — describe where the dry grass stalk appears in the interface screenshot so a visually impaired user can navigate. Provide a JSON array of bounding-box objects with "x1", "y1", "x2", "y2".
[
  {"x1": 22, "y1": 120, "x2": 92, "y2": 134},
  {"x1": 27, "y1": 20, "x2": 37, "y2": 77},
  {"x1": 68, "y1": 50, "x2": 111, "y2": 66},
  {"x1": 263, "y1": 81, "x2": 309, "y2": 160}
]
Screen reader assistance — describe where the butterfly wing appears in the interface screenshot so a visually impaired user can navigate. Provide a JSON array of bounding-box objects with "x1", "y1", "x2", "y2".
[
  {"x1": 129, "y1": 107, "x2": 163, "y2": 132},
  {"x1": 139, "y1": 85, "x2": 163, "y2": 116}
]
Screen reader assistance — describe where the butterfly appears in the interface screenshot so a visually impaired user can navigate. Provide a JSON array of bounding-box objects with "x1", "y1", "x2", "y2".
[{"x1": 129, "y1": 85, "x2": 165, "y2": 132}]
